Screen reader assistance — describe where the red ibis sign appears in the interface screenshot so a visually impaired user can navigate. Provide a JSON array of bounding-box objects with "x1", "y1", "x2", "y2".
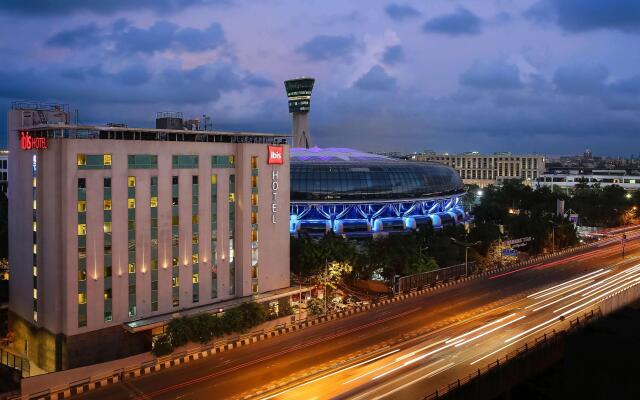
[
  {"x1": 267, "y1": 145, "x2": 283, "y2": 165},
  {"x1": 20, "y1": 132, "x2": 48, "y2": 150}
]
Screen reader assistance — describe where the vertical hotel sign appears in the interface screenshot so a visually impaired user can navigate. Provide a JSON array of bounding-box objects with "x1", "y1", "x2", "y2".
[
  {"x1": 267, "y1": 145, "x2": 284, "y2": 224},
  {"x1": 20, "y1": 131, "x2": 48, "y2": 150}
]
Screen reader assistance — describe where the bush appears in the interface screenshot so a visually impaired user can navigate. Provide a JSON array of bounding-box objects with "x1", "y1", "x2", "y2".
[
  {"x1": 167, "y1": 317, "x2": 192, "y2": 348},
  {"x1": 307, "y1": 298, "x2": 325, "y2": 316},
  {"x1": 152, "y1": 334, "x2": 174, "y2": 357}
]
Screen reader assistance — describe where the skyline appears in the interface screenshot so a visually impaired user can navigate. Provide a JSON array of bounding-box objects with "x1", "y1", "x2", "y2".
[{"x1": 1, "y1": 0, "x2": 639, "y2": 155}]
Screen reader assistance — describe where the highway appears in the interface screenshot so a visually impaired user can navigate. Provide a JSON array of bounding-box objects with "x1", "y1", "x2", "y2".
[{"x1": 79, "y1": 234, "x2": 640, "y2": 400}]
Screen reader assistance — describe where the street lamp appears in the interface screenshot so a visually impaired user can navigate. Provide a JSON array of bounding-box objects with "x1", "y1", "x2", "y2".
[
  {"x1": 451, "y1": 237, "x2": 481, "y2": 276},
  {"x1": 548, "y1": 220, "x2": 558, "y2": 254}
]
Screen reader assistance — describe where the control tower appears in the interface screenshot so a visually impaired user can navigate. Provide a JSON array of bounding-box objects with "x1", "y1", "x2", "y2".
[{"x1": 284, "y1": 77, "x2": 315, "y2": 148}]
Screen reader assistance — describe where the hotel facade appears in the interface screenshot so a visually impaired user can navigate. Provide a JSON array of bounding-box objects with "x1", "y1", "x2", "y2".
[{"x1": 8, "y1": 105, "x2": 291, "y2": 371}]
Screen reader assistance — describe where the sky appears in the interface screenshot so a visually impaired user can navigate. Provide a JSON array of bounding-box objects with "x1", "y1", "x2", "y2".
[{"x1": 1, "y1": 0, "x2": 639, "y2": 155}]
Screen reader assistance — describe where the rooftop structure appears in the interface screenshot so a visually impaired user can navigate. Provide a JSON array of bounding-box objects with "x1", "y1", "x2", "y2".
[{"x1": 284, "y1": 77, "x2": 315, "y2": 148}]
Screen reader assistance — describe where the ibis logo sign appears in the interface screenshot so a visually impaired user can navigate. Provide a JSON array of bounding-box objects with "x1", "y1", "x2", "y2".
[
  {"x1": 20, "y1": 131, "x2": 48, "y2": 150},
  {"x1": 267, "y1": 145, "x2": 284, "y2": 165}
]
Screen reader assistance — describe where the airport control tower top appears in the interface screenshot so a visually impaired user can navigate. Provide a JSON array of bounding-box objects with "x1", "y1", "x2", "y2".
[{"x1": 284, "y1": 77, "x2": 315, "y2": 148}]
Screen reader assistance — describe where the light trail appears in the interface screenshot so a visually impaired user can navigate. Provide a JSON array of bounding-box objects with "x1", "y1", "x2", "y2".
[
  {"x1": 527, "y1": 269, "x2": 606, "y2": 299},
  {"x1": 454, "y1": 315, "x2": 526, "y2": 347},
  {"x1": 556, "y1": 277, "x2": 640, "y2": 317},
  {"x1": 445, "y1": 314, "x2": 517, "y2": 344}
]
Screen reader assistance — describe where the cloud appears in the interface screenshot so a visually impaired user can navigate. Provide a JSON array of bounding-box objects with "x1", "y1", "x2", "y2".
[
  {"x1": 244, "y1": 73, "x2": 274, "y2": 88},
  {"x1": 381, "y1": 45, "x2": 404, "y2": 65},
  {"x1": 296, "y1": 35, "x2": 360, "y2": 61},
  {"x1": 353, "y1": 65, "x2": 396, "y2": 91},
  {"x1": 0, "y1": 0, "x2": 227, "y2": 16},
  {"x1": 460, "y1": 61, "x2": 523, "y2": 90},
  {"x1": 423, "y1": 7, "x2": 483, "y2": 36},
  {"x1": 553, "y1": 64, "x2": 608, "y2": 95},
  {"x1": 525, "y1": 0, "x2": 640, "y2": 33},
  {"x1": 384, "y1": 4, "x2": 421, "y2": 21},
  {"x1": 48, "y1": 20, "x2": 226, "y2": 54}
]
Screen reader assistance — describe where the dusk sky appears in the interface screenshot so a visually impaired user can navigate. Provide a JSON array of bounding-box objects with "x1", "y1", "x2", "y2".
[{"x1": 1, "y1": 0, "x2": 639, "y2": 155}]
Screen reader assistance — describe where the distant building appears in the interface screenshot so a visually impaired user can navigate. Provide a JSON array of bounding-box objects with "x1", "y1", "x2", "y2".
[
  {"x1": 409, "y1": 152, "x2": 545, "y2": 187},
  {"x1": 537, "y1": 169, "x2": 640, "y2": 193}
]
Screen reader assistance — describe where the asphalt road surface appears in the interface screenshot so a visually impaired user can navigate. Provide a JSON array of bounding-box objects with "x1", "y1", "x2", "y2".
[{"x1": 79, "y1": 234, "x2": 640, "y2": 400}]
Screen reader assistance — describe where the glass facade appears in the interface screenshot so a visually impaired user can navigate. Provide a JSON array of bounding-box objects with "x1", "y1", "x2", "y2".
[
  {"x1": 192, "y1": 175, "x2": 199, "y2": 303},
  {"x1": 77, "y1": 177, "x2": 87, "y2": 327},
  {"x1": 77, "y1": 154, "x2": 112, "y2": 170},
  {"x1": 228, "y1": 174, "x2": 235, "y2": 296},
  {"x1": 104, "y1": 177, "x2": 113, "y2": 322},
  {"x1": 127, "y1": 176, "x2": 136, "y2": 318},
  {"x1": 211, "y1": 174, "x2": 218, "y2": 299},
  {"x1": 171, "y1": 176, "x2": 179, "y2": 307},
  {"x1": 150, "y1": 176, "x2": 158, "y2": 312},
  {"x1": 291, "y1": 162, "x2": 463, "y2": 201}
]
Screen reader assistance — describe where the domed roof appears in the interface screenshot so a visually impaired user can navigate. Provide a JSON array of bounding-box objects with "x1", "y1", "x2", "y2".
[{"x1": 291, "y1": 147, "x2": 463, "y2": 201}]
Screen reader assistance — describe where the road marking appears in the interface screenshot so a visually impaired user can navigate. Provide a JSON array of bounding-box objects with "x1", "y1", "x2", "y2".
[{"x1": 371, "y1": 362, "x2": 455, "y2": 400}]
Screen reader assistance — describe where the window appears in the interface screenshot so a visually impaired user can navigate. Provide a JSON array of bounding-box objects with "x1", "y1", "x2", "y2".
[
  {"x1": 103, "y1": 154, "x2": 112, "y2": 166},
  {"x1": 172, "y1": 155, "x2": 199, "y2": 169},
  {"x1": 192, "y1": 233, "x2": 199, "y2": 244},
  {"x1": 77, "y1": 224, "x2": 87, "y2": 236},
  {"x1": 212, "y1": 155, "x2": 235, "y2": 168},
  {"x1": 192, "y1": 254, "x2": 199, "y2": 264},
  {"x1": 251, "y1": 193, "x2": 258, "y2": 206},
  {"x1": 192, "y1": 273, "x2": 199, "y2": 284},
  {"x1": 103, "y1": 222, "x2": 112, "y2": 233},
  {"x1": 192, "y1": 215, "x2": 199, "y2": 224},
  {"x1": 77, "y1": 201, "x2": 87, "y2": 212},
  {"x1": 150, "y1": 197, "x2": 158, "y2": 207},
  {"x1": 172, "y1": 215, "x2": 179, "y2": 225},
  {"x1": 78, "y1": 178, "x2": 86, "y2": 189},
  {"x1": 251, "y1": 156, "x2": 258, "y2": 169},
  {"x1": 103, "y1": 200, "x2": 112, "y2": 210},
  {"x1": 192, "y1": 176, "x2": 198, "y2": 185},
  {"x1": 104, "y1": 289, "x2": 112, "y2": 300},
  {"x1": 172, "y1": 276, "x2": 180, "y2": 287},
  {"x1": 172, "y1": 176, "x2": 179, "y2": 185},
  {"x1": 128, "y1": 198, "x2": 136, "y2": 209},
  {"x1": 128, "y1": 176, "x2": 136, "y2": 187},
  {"x1": 229, "y1": 193, "x2": 235, "y2": 202},
  {"x1": 128, "y1": 263, "x2": 136, "y2": 273},
  {"x1": 104, "y1": 177, "x2": 111, "y2": 188},
  {"x1": 77, "y1": 154, "x2": 86, "y2": 166},
  {"x1": 78, "y1": 292, "x2": 87, "y2": 304},
  {"x1": 172, "y1": 197, "x2": 179, "y2": 206},
  {"x1": 211, "y1": 175, "x2": 217, "y2": 185}
]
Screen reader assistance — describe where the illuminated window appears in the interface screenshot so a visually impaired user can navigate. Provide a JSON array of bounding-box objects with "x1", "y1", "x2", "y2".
[
  {"x1": 103, "y1": 222, "x2": 112, "y2": 233},
  {"x1": 103, "y1": 154, "x2": 112, "y2": 166},
  {"x1": 33, "y1": 200, "x2": 37, "y2": 210},
  {"x1": 192, "y1": 273, "x2": 199, "y2": 284},
  {"x1": 192, "y1": 215, "x2": 199, "y2": 224},
  {"x1": 104, "y1": 289, "x2": 112, "y2": 300},
  {"x1": 33, "y1": 221, "x2": 37, "y2": 232},
  {"x1": 251, "y1": 230, "x2": 258, "y2": 242},
  {"x1": 77, "y1": 154, "x2": 86, "y2": 166},
  {"x1": 172, "y1": 215, "x2": 179, "y2": 225},
  {"x1": 77, "y1": 224, "x2": 87, "y2": 236},
  {"x1": 128, "y1": 263, "x2": 136, "y2": 273},
  {"x1": 78, "y1": 269, "x2": 86, "y2": 281},
  {"x1": 229, "y1": 193, "x2": 235, "y2": 202},
  {"x1": 251, "y1": 175, "x2": 258, "y2": 188},
  {"x1": 251, "y1": 212, "x2": 257, "y2": 224},
  {"x1": 229, "y1": 155, "x2": 235, "y2": 166},
  {"x1": 150, "y1": 196, "x2": 158, "y2": 208},
  {"x1": 103, "y1": 199, "x2": 112, "y2": 210},
  {"x1": 128, "y1": 176, "x2": 136, "y2": 187},
  {"x1": 251, "y1": 193, "x2": 258, "y2": 206},
  {"x1": 33, "y1": 266, "x2": 37, "y2": 276},
  {"x1": 172, "y1": 257, "x2": 179, "y2": 267},
  {"x1": 128, "y1": 198, "x2": 136, "y2": 209},
  {"x1": 251, "y1": 156, "x2": 258, "y2": 169},
  {"x1": 78, "y1": 292, "x2": 87, "y2": 304},
  {"x1": 252, "y1": 283, "x2": 259, "y2": 293},
  {"x1": 192, "y1": 233, "x2": 199, "y2": 244},
  {"x1": 192, "y1": 254, "x2": 199, "y2": 264},
  {"x1": 211, "y1": 175, "x2": 217, "y2": 184},
  {"x1": 77, "y1": 201, "x2": 87, "y2": 212},
  {"x1": 172, "y1": 276, "x2": 180, "y2": 287},
  {"x1": 33, "y1": 288, "x2": 37, "y2": 299},
  {"x1": 33, "y1": 177, "x2": 37, "y2": 187}
]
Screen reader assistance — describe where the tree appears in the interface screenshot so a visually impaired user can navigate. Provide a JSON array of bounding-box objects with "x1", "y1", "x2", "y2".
[
  {"x1": 307, "y1": 298, "x2": 325, "y2": 316},
  {"x1": 152, "y1": 335, "x2": 174, "y2": 357}
]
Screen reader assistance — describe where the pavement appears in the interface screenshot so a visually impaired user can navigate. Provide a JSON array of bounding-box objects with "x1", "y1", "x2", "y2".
[{"x1": 78, "y1": 236, "x2": 640, "y2": 400}]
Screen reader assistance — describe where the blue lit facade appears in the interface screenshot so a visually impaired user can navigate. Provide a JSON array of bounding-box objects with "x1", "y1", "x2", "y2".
[{"x1": 290, "y1": 148, "x2": 465, "y2": 236}]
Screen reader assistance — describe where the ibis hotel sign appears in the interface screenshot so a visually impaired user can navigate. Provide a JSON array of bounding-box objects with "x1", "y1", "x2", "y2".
[
  {"x1": 20, "y1": 131, "x2": 48, "y2": 150},
  {"x1": 268, "y1": 145, "x2": 284, "y2": 224}
]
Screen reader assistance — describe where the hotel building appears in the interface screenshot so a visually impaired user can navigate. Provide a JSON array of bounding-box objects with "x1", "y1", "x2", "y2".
[
  {"x1": 8, "y1": 104, "x2": 291, "y2": 371},
  {"x1": 411, "y1": 152, "x2": 545, "y2": 187}
]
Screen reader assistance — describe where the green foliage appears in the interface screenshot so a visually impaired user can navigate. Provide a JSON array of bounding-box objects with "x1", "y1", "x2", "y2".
[
  {"x1": 164, "y1": 302, "x2": 267, "y2": 351},
  {"x1": 307, "y1": 298, "x2": 325, "y2": 316},
  {"x1": 151, "y1": 334, "x2": 174, "y2": 357}
]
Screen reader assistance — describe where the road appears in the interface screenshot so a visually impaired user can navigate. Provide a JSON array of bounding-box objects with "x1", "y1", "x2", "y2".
[{"x1": 79, "y1": 234, "x2": 640, "y2": 400}]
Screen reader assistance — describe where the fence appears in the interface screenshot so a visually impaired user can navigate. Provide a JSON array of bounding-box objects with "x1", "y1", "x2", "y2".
[
  {"x1": 395, "y1": 262, "x2": 477, "y2": 293},
  {"x1": 423, "y1": 309, "x2": 601, "y2": 399},
  {"x1": 0, "y1": 348, "x2": 30, "y2": 377}
]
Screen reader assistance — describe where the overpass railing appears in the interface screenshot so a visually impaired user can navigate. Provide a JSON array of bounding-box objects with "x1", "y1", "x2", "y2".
[{"x1": 394, "y1": 262, "x2": 477, "y2": 294}]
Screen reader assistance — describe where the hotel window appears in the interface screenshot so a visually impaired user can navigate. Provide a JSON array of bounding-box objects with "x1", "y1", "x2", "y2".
[
  {"x1": 103, "y1": 154, "x2": 112, "y2": 166},
  {"x1": 77, "y1": 154, "x2": 86, "y2": 166},
  {"x1": 103, "y1": 222, "x2": 112, "y2": 233},
  {"x1": 128, "y1": 198, "x2": 136, "y2": 209},
  {"x1": 77, "y1": 224, "x2": 87, "y2": 236},
  {"x1": 78, "y1": 293, "x2": 87, "y2": 304},
  {"x1": 103, "y1": 200, "x2": 112, "y2": 210},
  {"x1": 77, "y1": 200, "x2": 87, "y2": 212},
  {"x1": 172, "y1": 155, "x2": 199, "y2": 169},
  {"x1": 128, "y1": 154, "x2": 158, "y2": 169},
  {"x1": 212, "y1": 155, "x2": 235, "y2": 168},
  {"x1": 150, "y1": 197, "x2": 158, "y2": 208}
]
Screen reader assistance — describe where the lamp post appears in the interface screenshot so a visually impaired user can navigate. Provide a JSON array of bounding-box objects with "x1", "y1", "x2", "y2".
[
  {"x1": 548, "y1": 220, "x2": 558, "y2": 254},
  {"x1": 451, "y1": 236, "x2": 481, "y2": 276}
]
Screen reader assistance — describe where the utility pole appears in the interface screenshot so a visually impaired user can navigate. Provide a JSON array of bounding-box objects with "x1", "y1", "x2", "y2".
[{"x1": 451, "y1": 236, "x2": 481, "y2": 276}]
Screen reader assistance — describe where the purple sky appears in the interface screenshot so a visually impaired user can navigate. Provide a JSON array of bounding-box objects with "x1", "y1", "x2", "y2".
[{"x1": 1, "y1": 0, "x2": 639, "y2": 155}]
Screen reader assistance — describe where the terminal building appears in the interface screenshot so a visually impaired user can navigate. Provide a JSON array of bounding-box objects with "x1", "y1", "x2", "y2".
[
  {"x1": 410, "y1": 152, "x2": 545, "y2": 187},
  {"x1": 290, "y1": 148, "x2": 465, "y2": 236},
  {"x1": 8, "y1": 103, "x2": 291, "y2": 371},
  {"x1": 537, "y1": 169, "x2": 640, "y2": 193}
]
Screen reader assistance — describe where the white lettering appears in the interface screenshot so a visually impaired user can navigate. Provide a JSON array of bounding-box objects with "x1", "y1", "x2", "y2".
[{"x1": 271, "y1": 168, "x2": 279, "y2": 224}]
